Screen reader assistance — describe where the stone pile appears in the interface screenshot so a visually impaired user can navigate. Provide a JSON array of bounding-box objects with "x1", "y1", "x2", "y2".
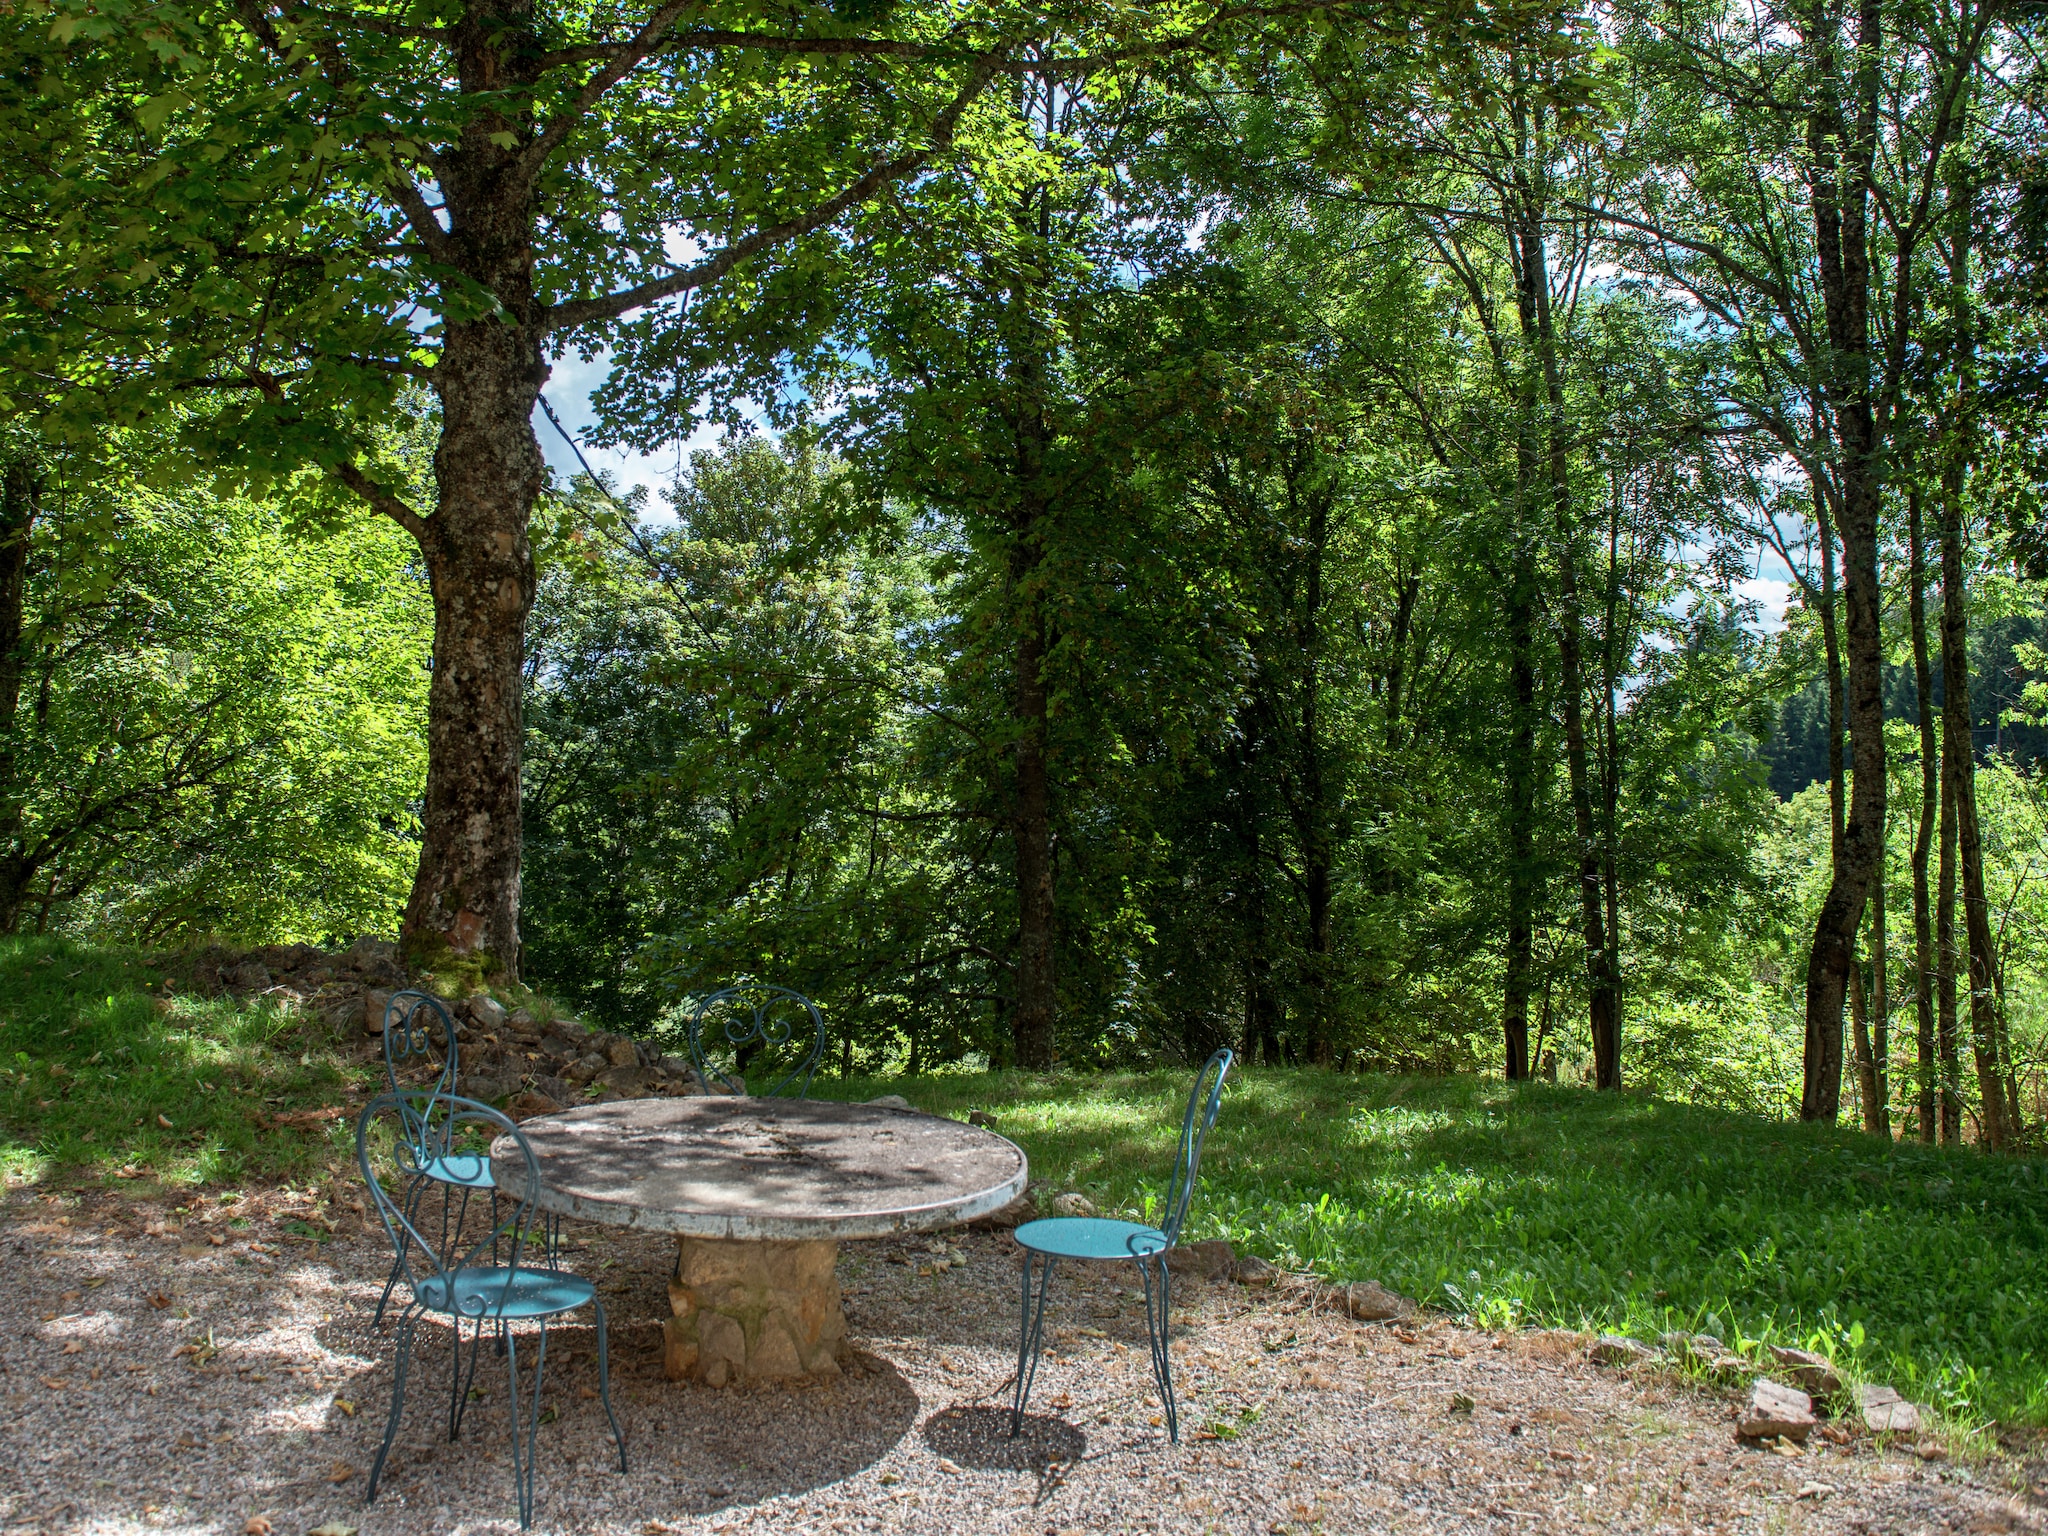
[{"x1": 182, "y1": 937, "x2": 710, "y2": 1118}]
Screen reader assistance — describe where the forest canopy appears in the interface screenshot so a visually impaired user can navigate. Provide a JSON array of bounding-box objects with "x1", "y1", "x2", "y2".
[{"x1": 3, "y1": 0, "x2": 2046, "y2": 1142}]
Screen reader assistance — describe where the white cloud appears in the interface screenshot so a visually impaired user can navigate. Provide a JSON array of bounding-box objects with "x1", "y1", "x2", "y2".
[
  {"x1": 1734, "y1": 576, "x2": 1794, "y2": 635},
  {"x1": 534, "y1": 348, "x2": 725, "y2": 523}
]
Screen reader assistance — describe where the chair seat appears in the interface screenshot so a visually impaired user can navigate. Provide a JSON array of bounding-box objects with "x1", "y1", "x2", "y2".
[
  {"x1": 1014, "y1": 1217, "x2": 1169, "y2": 1262},
  {"x1": 418, "y1": 1153, "x2": 495, "y2": 1190},
  {"x1": 414, "y1": 1265, "x2": 594, "y2": 1319}
]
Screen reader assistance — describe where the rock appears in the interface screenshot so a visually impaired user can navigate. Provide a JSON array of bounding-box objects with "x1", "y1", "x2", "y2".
[
  {"x1": 597, "y1": 1065, "x2": 651, "y2": 1096},
  {"x1": 551, "y1": 1017, "x2": 590, "y2": 1044},
  {"x1": 539, "y1": 1032, "x2": 583, "y2": 1061},
  {"x1": 1163, "y1": 1238, "x2": 1237, "y2": 1280},
  {"x1": 507, "y1": 1007, "x2": 536, "y2": 1028},
  {"x1": 1769, "y1": 1346, "x2": 1843, "y2": 1396},
  {"x1": 866, "y1": 1094, "x2": 914, "y2": 1111},
  {"x1": 459, "y1": 1074, "x2": 516, "y2": 1103},
  {"x1": 1323, "y1": 1279, "x2": 1415, "y2": 1320},
  {"x1": 363, "y1": 989, "x2": 394, "y2": 1034},
  {"x1": 1858, "y1": 1383, "x2": 1924, "y2": 1435},
  {"x1": 1589, "y1": 1334, "x2": 1656, "y2": 1366},
  {"x1": 225, "y1": 960, "x2": 273, "y2": 992},
  {"x1": 1051, "y1": 1191, "x2": 1098, "y2": 1219},
  {"x1": 1232, "y1": 1255, "x2": 1281, "y2": 1287},
  {"x1": 349, "y1": 936, "x2": 397, "y2": 967},
  {"x1": 968, "y1": 1109, "x2": 999, "y2": 1129},
  {"x1": 531, "y1": 1075, "x2": 575, "y2": 1104},
  {"x1": 564, "y1": 1052, "x2": 607, "y2": 1085},
  {"x1": 469, "y1": 995, "x2": 508, "y2": 1031},
  {"x1": 504, "y1": 1090, "x2": 563, "y2": 1122},
  {"x1": 1739, "y1": 1379, "x2": 1816, "y2": 1441},
  {"x1": 605, "y1": 1038, "x2": 639, "y2": 1069},
  {"x1": 967, "y1": 1192, "x2": 1036, "y2": 1231}
]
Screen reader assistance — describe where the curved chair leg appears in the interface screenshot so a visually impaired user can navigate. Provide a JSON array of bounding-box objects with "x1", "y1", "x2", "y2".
[
  {"x1": 450, "y1": 1311, "x2": 489, "y2": 1442},
  {"x1": 1009, "y1": 1252, "x2": 1058, "y2": 1437},
  {"x1": 1138, "y1": 1255, "x2": 1178, "y2": 1443},
  {"x1": 503, "y1": 1324, "x2": 530, "y2": 1530},
  {"x1": 592, "y1": 1299, "x2": 627, "y2": 1472},
  {"x1": 367, "y1": 1314, "x2": 417, "y2": 1503}
]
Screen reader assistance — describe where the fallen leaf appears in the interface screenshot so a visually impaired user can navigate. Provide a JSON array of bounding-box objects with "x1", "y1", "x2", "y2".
[
  {"x1": 1795, "y1": 1482, "x2": 1836, "y2": 1501},
  {"x1": 245, "y1": 1518, "x2": 275, "y2": 1536},
  {"x1": 936, "y1": 1458, "x2": 963, "y2": 1474},
  {"x1": 156, "y1": 1114, "x2": 174, "y2": 1129},
  {"x1": 332, "y1": 1398, "x2": 355, "y2": 1417},
  {"x1": 1913, "y1": 1440, "x2": 1948, "y2": 1462},
  {"x1": 326, "y1": 1461, "x2": 356, "y2": 1484},
  {"x1": 61, "y1": 1341, "x2": 82, "y2": 1355},
  {"x1": 146, "y1": 1292, "x2": 173, "y2": 1310},
  {"x1": 579, "y1": 1385, "x2": 599, "y2": 1400},
  {"x1": 39, "y1": 1376, "x2": 65, "y2": 1390},
  {"x1": 59, "y1": 1291, "x2": 80, "y2": 1303},
  {"x1": 306, "y1": 1523, "x2": 357, "y2": 1536},
  {"x1": 877, "y1": 1472, "x2": 901, "y2": 1486}
]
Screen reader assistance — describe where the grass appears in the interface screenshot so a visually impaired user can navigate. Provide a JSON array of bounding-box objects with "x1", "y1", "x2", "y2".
[
  {"x1": 3, "y1": 937, "x2": 2041, "y2": 1428},
  {"x1": 0, "y1": 934, "x2": 363, "y2": 1189},
  {"x1": 813, "y1": 1069, "x2": 2048, "y2": 1429}
]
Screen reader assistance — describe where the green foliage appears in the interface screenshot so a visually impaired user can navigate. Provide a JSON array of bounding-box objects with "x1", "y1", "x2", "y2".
[
  {"x1": 842, "y1": 1069, "x2": 2048, "y2": 1425},
  {"x1": 1, "y1": 457, "x2": 430, "y2": 944},
  {"x1": 0, "y1": 934, "x2": 366, "y2": 1188}
]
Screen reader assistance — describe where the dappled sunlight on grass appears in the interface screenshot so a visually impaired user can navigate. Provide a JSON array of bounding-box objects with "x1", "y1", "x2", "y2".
[
  {"x1": 844, "y1": 1067, "x2": 2048, "y2": 1427},
  {"x1": 0, "y1": 936, "x2": 365, "y2": 1190}
]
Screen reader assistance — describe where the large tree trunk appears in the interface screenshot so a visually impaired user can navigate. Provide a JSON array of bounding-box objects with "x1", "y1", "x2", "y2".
[
  {"x1": 1907, "y1": 481, "x2": 1940, "y2": 1143},
  {"x1": 1798, "y1": 0, "x2": 1886, "y2": 1122},
  {"x1": 397, "y1": 12, "x2": 553, "y2": 979},
  {"x1": 405, "y1": 325, "x2": 545, "y2": 975},
  {"x1": 1501, "y1": 547, "x2": 1538, "y2": 1082},
  {"x1": 1868, "y1": 859, "x2": 1891, "y2": 1136}
]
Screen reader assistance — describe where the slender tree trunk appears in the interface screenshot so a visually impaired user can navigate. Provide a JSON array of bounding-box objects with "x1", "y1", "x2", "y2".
[
  {"x1": 1799, "y1": 0, "x2": 1887, "y2": 1123},
  {"x1": 1009, "y1": 542, "x2": 1056, "y2": 1072},
  {"x1": 1869, "y1": 857, "x2": 1891, "y2": 1135},
  {"x1": 1501, "y1": 550, "x2": 1539, "y2": 1082},
  {"x1": 1508, "y1": 105, "x2": 1617, "y2": 1088},
  {"x1": 1937, "y1": 761, "x2": 1963, "y2": 1142},
  {"x1": 1297, "y1": 474, "x2": 1336, "y2": 1066},
  {"x1": 1937, "y1": 156, "x2": 2006, "y2": 1150},
  {"x1": 1850, "y1": 939, "x2": 1876, "y2": 1131},
  {"x1": 0, "y1": 460, "x2": 37, "y2": 934},
  {"x1": 1908, "y1": 481, "x2": 1940, "y2": 1142}
]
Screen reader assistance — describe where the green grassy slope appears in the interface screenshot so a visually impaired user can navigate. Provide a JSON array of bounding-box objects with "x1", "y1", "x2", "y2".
[
  {"x1": 0, "y1": 935, "x2": 362, "y2": 1188},
  {"x1": 2, "y1": 942, "x2": 2038, "y2": 1426},
  {"x1": 817, "y1": 1070, "x2": 2048, "y2": 1427}
]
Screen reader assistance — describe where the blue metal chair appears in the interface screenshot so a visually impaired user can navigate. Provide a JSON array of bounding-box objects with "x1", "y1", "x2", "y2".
[
  {"x1": 1009, "y1": 1048, "x2": 1233, "y2": 1444},
  {"x1": 375, "y1": 992, "x2": 562, "y2": 1320},
  {"x1": 358, "y1": 1091, "x2": 625, "y2": 1530},
  {"x1": 678, "y1": 984, "x2": 826, "y2": 1099}
]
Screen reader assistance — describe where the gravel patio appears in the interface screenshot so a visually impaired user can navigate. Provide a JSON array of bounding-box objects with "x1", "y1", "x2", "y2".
[{"x1": 0, "y1": 1185, "x2": 2036, "y2": 1535}]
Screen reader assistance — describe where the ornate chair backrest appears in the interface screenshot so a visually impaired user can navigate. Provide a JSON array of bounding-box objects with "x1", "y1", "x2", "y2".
[
  {"x1": 357, "y1": 1092, "x2": 540, "y2": 1315},
  {"x1": 680, "y1": 984, "x2": 825, "y2": 1099},
  {"x1": 1160, "y1": 1048, "x2": 1234, "y2": 1246}
]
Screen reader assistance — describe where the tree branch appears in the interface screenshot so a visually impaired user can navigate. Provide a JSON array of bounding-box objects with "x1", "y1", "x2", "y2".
[{"x1": 542, "y1": 57, "x2": 996, "y2": 333}]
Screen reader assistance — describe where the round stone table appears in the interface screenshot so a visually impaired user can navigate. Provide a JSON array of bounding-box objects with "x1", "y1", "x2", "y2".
[{"x1": 491, "y1": 1097, "x2": 1027, "y2": 1386}]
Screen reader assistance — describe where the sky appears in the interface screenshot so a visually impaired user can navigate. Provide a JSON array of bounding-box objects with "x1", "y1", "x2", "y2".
[{"x1": 533, "y1": 347, "x2": 714, "y2": 523}]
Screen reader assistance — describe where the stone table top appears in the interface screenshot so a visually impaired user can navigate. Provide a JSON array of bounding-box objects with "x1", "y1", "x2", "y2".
[{"x1": 490, "y1": 1097, "x2": 1029, "y2": 1240}]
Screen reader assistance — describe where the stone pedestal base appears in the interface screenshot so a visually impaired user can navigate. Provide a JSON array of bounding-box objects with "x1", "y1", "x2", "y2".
[{"x1": 663, "y1": 1236, "x2": 848, "y2": 1385}]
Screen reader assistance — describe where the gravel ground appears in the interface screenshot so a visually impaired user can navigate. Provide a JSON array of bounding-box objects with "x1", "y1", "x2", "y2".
[{"x1": 1, "y1": 1184, "x2": 2040, "y2": 1536}]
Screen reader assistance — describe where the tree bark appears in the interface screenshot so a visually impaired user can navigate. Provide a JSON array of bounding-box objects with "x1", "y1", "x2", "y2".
[
  {"x1": 1937, "y1": 752, "x2": 1963, "y2": 1142},
  {"x1": 1501, "y1": 545, "x2": 1538, "y2": 1083},
  {"x1": 1298, "y1": 475, "x2": 1336, "y2": 1067},
  {"x1": 1869, "y1": 855, "x2": 1891, "y2": 1136},
  {"x1": 1798, "y1": 0, "x2": 1887, "y2": 1123},
  {"x1": 1907, "y1": 480, "x2": 1940, "y2": 1142},
  {"x1": 1009, "y1": 575, "x2": 1056, "y2": 1071},
  {"x1": 0, "y1": 460, "x2": 37, "y2": 933}
]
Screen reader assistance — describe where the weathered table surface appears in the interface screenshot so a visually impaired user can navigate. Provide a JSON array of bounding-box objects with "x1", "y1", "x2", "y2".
[
  {"x1": 489, "y1": 1097, "x2": 1029, "y2": 1386},
  {"x1": 489, "y1": 1096, "x2": 1027, "y2": 1238}
]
